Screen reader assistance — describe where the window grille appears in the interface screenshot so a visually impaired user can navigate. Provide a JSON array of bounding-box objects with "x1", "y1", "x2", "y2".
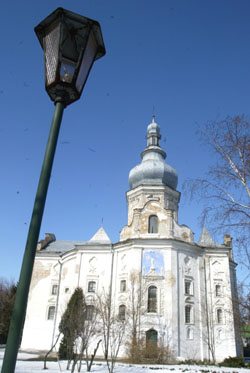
[
  {"x1": 185, "y1": 305, "x2": 192, "y2": 324},
  {"x1": 185, "y1": 281, "x2": 191, "y2": 295}
]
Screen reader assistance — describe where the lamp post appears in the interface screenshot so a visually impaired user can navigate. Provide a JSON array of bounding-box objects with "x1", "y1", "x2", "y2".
[{"x1": 1, "y1": 8, "x2": 105, "y2": 373}]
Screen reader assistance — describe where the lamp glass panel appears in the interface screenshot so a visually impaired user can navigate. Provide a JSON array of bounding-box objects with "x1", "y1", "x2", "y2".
[
  {"x1": 76, "y1": 31, "x2": 97, "y2": 93},
  {"x1": 44, "y1": 23, "x2": 60, "y2": 85},
  {"x1": 60, "y1": 58, "x2": 76, "y2": 83}
]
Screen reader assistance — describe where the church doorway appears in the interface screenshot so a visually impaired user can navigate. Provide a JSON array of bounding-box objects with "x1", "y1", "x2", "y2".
[{"x1": 146, "y1": 329, "x2": 158, "y2": 358}]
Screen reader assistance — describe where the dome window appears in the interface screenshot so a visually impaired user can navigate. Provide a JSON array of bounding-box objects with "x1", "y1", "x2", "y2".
[{"x1": 148, "y1": 215, "x2": 158, "y2": 233}]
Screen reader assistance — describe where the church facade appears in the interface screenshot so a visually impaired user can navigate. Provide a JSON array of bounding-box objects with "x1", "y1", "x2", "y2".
[{"x1": 21, "y1": 117, "x2": 241, "y2": 362}]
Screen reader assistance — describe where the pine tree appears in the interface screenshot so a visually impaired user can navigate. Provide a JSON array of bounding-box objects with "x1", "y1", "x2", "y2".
[{"x1": 58, "y1": 288, "x2": 86, "y2": 367}]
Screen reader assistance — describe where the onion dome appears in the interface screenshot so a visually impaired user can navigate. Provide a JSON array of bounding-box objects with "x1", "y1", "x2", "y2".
[{"x1": 129, "y1": 116, "x2": 178, "y2": 190}]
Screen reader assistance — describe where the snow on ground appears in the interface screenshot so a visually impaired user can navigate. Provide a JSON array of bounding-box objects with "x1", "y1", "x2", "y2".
[{"x1": 0, "y1": 349, "x2": 249, "y2": 373}]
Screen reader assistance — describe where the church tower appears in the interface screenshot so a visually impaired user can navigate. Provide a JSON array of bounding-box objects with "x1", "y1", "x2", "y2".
[{"x1": 120, "y1": 116, "x2": 193, "y2": 243}]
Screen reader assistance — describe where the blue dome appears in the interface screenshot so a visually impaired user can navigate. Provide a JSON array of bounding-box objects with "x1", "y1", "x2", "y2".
[{"x1": 129, "y1": 117, "x2": 178, "y2": 190}]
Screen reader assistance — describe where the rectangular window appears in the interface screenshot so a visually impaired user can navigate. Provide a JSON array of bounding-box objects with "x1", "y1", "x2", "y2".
[
  {"x1": 120, "y1": 280, "x2": 126, "y2": 292},
  {"x1": 86, "y1": 305, "x2": 95, "y2": 321},
  {"x1": 148, "y1": 286, "x2": 157, "y2": 313},
  {"x1": 51, "y1": 284, "x2": 58, "y2": 295},
  {"x1": 185, "y1": 281, "x2": 192, "y2": 295},
  {"x1": 48, "y1": 306, "x2": 55, "y2": 320},
  {"x1": 215, "y1": 285, "x2": 221, "y2": 297},
  {"x1": 217, "y1": 309, "x2": 223, "y2": 324},
  {"x1": 88, "y1": 281, "x2": 96, "y2": 293}
]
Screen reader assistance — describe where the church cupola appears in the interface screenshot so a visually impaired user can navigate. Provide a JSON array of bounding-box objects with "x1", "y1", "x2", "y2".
[{"x1": 128, "y1": 116, "x2": 178, "y2": 190}]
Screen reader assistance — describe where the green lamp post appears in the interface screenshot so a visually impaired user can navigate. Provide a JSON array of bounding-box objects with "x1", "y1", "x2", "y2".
[{"x1": 1, "y1": 8, "x2": 105, "y2": 373}]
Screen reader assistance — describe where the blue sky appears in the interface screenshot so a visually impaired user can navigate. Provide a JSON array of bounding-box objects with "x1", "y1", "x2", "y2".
[{"x1": 1, "y1": 0, "x2": 250, "y2": 282}]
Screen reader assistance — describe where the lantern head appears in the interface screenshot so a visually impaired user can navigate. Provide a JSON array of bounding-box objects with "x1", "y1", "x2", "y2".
[{"x1": 35, "y1": 8, "x2": 106, "y2": 106}]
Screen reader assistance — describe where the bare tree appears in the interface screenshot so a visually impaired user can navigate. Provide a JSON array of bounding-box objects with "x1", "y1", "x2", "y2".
[
  {"x1": 75, "y1": 303, "x2": 100, "y2": 373},
  {"x1": 183, "y1": 115, "x2": 250, "y2": 283},
  {"x1": 125, "y1": 270, "x2": 145, "y2": 363},
  {"x1": 183, "y1": 117, "x2": 249, "y2": 231},
  {"x1": 58, "y1": 288, "x2": 100, "y2": 373},
  {"x1": 85, "y1": 338, "x2": 102, "y2": 372},
  {"x1": 237, "y1": 284, "x2": 250, "y2": 345},
  {"x1": 155, "y1": 319, "x2": 174, "y2": 364},
  {"x1": 97, "y1": 291, "x2": 126, "y2": 373}
]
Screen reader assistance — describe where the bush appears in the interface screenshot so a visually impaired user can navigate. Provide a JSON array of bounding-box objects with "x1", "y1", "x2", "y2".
[
  {"x1": 219, "y1": 356, "x2": 245, "y2": 368},
  {"x1": 125, "y1": 337, "x2": 145, "y2": 363},
  {"x1": 125, "y1": 337, "x2": 175, "y2": 364},
  {"x1": 181, "y1": 359, "x2": 214, "y2": 366}
]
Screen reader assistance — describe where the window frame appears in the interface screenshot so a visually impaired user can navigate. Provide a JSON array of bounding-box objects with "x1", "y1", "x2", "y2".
[
  {"x1": 88, "y1": 281, "x2": 96, "y2": 293},
  {"x1": 186, "y1": 326, "x2": 193, "y2": 340},
  {"x1": 215, "y1": 284, "x2": 222, "y2": 297},
  {"x1": 120, "y1": 279, "x2": 126, "y2": 293},
  {"x1": 148, "y1": 215, "x2": 158, "y2": 234},
  {"x1": 216, "y1": 308, "x2": 223, "y2": 324},
  {"x1": 47, "y1": 305, "x2": 56, "y2": 320},
  {"x1": 51, "y1": 284, "x2": 58, "y2": 295},
  {"x1": 185, "y1": 305, "x2": 193, "y2": 324},
  {"x1": 118, "y1": 304, "x2": 126, "y2": 320},
  {"x1": 184, "y1": 280, "x2": 193, "y2": 295},
  {"x1": 86, "y1": 304, "x2": 95, "y2": 321},
  {"x1": 147, "y1": 285, "x2": 157, "y2": 313}
]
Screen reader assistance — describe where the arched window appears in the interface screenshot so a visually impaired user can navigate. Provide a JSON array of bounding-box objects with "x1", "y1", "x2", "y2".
[
  {"x1": 186, "y1": 327, "x2": 193, "y2": 340},
  {"x1": 148, "y1": 215, "x2": 158, "y2": 233},
  {"x1": 217, "y1": 328, "x2": 223, "y2": 339},
  {"x1": 86, "y1": 305, "x2": 95, "y2": 320},
  {"x1": 217, "y1": 308, "x2": 223, "y2": 324},
  {"x1": 47, "y1": 306, "x2": 55, "y2": 320},
  {"x1": 118, "y1": 304, "x2": 126, "y2": 320},
  {"x1": 146, "y1": 329, "x2": 158, "y2": 357},
  {"x1": 88, "y1": 281, "x2": 96, "y2": 293},
  {"x1": 148, "y1": 285, "x2": 157, "y2": 313},
  {"x1": 185, "y1": 305, "x2": 192, "y2": 324}
]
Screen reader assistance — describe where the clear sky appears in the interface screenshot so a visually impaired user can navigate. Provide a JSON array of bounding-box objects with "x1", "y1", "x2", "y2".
[{"x1": 1, "y1": 0, "x2": 250, "y2": 283}]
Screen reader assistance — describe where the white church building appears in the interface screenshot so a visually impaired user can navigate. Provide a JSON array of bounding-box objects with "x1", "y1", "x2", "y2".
[{"x1": 21, "y1": 117, "x2": 241, "y2": 362}]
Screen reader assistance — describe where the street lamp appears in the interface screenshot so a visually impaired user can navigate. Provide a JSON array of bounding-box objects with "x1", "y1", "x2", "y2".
[{"x1": 1, "y1": 8, "x2": 105, "y2": 373}]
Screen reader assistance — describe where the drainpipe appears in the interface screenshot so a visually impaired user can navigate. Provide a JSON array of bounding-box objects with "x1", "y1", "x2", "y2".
[
  {"x1": 139, "y1": 247, "x2": 144, "y2": 338},
  {"x1": 105, "y1": 244, "x2": 114, "y2": 359},
  {"x1": 177, "y1": 251, "x2": 181, "y2": 356}
]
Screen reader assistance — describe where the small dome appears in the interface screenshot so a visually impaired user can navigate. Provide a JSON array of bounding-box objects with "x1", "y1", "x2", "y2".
[
  {"x1": 128, "y1": 117, "x2": 178, "y2": 190},
  {"x1": 147, "y1": 116, "x2": 160, "y2": 135}
]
